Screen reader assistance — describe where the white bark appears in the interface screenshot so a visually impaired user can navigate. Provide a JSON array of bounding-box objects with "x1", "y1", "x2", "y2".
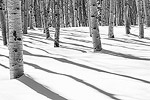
[
  {"x1": 89, "y1": 0, "x2": 102, "y2": 52},
  {"x1": 8, "y1": 0, "x2": 24, "y2": 79}
]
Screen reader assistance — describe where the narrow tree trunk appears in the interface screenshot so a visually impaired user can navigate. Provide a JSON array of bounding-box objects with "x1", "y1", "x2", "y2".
[
  {"x1": 5, "y1": 0, "x2": 9, "y2": 44},
  {"x1": 70, "y1": 0, "x2": 75, "y2": 27},
  {"x1": 42, "y1": 0, "x2": 50, "y2": 39},
  {"x1": 74, "y1": 0, "x2": 78, "y2": 27},
  {"x1": 29, "y1": 0, "x2": 34, "y2": 29},
  {"x1": 65, "y1": 0, "x2": 69, "y2": 27},
  {"x1": 78, "y1": 0, "x2": 82, "y2": 26},
  {"x1": 108, "y1": 0, "x2": 115, "y2": 38},
  {"x1": 88, "y1": 0, "x2": 92, "y2": 37},
  {"x1": 60, "y1": 0, "x2": 65, "y2": 27},
  {"x1": 54, "y1": 0, "x2": 60, "y2": 47},
  {"x1": 23, "y1": 0, "x2": 28, "y2": 34},
  {"x1": 34, "y1": 0, "x2": 42, "y2": 28},
  {"x1": 89, "y1": 0, "x2": 102, "y2": 52},
  {"x1": 124, "y1": 0, "x2": 130, "y2": 34},
  {"x1": 82, "y1": 0, "x2": 87, "y2": 26},
  {"x1": 137, "y1": 0, "x2": 144, "y2": 38},
  {"x1": 7, "y1": 0, "x2": 24, "y2": 79},
  {"x1": 0, "y1": 0, "x2": 7, "y2": 45}
]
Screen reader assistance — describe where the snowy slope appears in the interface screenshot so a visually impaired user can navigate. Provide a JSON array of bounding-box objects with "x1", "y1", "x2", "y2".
[{"x1": 0, "y1": 26, "x2": 150, "y2": 100}]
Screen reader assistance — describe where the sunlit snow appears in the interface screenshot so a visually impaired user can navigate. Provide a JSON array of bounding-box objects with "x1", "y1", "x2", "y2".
[{"x1": 0, "y1": 26, "x2": 150, "y2": 100}]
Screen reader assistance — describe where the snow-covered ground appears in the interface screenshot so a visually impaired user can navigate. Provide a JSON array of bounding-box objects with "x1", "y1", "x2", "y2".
[{"x1": 0, "y1": 26, "x2": 150, "y2": 100}]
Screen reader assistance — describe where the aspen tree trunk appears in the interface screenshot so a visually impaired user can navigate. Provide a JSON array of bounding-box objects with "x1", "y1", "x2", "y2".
[
  {"x1": 70, "y1": 0, "x2": 75, "y2": 27},
  {"x1": 88, "y1": 0, "x2": 92, "y2": 37},
  {"x1": 23, "y1": 0, "x2": 28, "y2": 34},
  {"x1": 29, "y1": 0, "x2": 34, "y2": 29},
  {"x1": 108, "y1": 0, "x2": 114, "y2": 38},
  {"x1": 21, "y1": 0, "x2": 24, "y2": 33},
  {"x1": 34, "y1": 0, "x2": 42, "y2": 28},
  {"x1": 89, "y1": 0, "x2": 102, "y2": 52},
  {"x1": 54, "y1": 0, "x2": 60, "y2": 47},
  {"x1": 60, "y1": 0, "x2": 65, "y2": 27},
  {"x1": 82, "y1": 0, "x2": 87, "y2": 26},
  {"x1": 65, "y1": 0, "x2": 69, "y2": 27},
  {"x1": 51, "y1": 0, "x2": 55, "y2": 27},
  {"x1": 137, "y1": 0, "x2": 144, "y2": 38},
  {"x1": 101, "y1": 0, "x2": 106, "y2": 26},
  {"x1": 74, "y1": 0, "x2": 78, "y2": 27},
  {"x1": 0, "y1": 0, "x2": 7, "y2": 45},
  {"x1": 5, "y1": 0, "x2": 9, "y2": 44},
  {"x1": 40, "y1": 0, "x2": 44, "y2": 29},
  {"x1": 143, "y1": 0, "x2": 150, "y2": 27},
  {"x1": 42, "y1": 0, "x2": 50, "y2": 39},
  {"x1": 78, "y1": 0, "x2": 82, "y2": 26},
  {"x1": 124, "y1": 0, "x2": 130, "y2": 34},
  {"x1": 7, "y1": 0, "x2": 24, "y2": 79}
]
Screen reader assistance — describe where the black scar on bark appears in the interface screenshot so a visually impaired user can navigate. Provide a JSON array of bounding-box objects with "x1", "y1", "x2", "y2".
[
  {"x1": 16, "y1": 7, "x2": 20, "y2": 10},
  {"x1": 17, "y1": 38, "x2": 22, "y2": 41},
  {"x1": 14, "y1": 49, "x2": 17, "y2": 52},
  {"x1": 13, "y1": 31, "x2": 17, "y2": 41}
]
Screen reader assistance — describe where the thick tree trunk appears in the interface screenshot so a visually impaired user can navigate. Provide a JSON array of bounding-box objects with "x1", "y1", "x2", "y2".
[
  {"x1": 7, "y1": 0, "x2": 24, "y2": 79},
  {"x1": 89, "y1": 0, "x2": 102, "y2": 52},
  {"x1": 143, "y1": 0, "x2": 150, "y2": 27},
  {"x1": 108, "y1": 0, "x2": 114, "y2": 38},
  {"x1": 54, "y1": 0, "x2": 60, "y2": 47},
  {"x1": 0, "y1": 0, "x2": 7, "y2": 45}
]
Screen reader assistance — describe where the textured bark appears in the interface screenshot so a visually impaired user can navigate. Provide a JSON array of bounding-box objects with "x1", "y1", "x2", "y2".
[
  {"x1": 108, "y1": 0, "x2": 114, "y2": 38},
  {"x1": 70, "y1": 0, "x2": 75, "y2": 27},
  {"x1": 101, "y1": 0, "x2": 110, "y2": 26},
  {"x1": 29, "y1": 0, "x2": 34, "y2": 29},
  {"x1": 74, "y1": 0, "x2": 78, "y2": 27},
  {"x1": 88, "y1": 0, "x2": 92, "y2": 37},
  {"x1": 60, "y1": 0, "x2": 65, "y2": 27},
  {"x1": 78, "y1": 0, "x2": 82, "y2": 26},
  {"x1": 22, "y1": 0, "x2": 28, "y2": 34},
  {"x1": 34, "y1": 0, "x2": 42, "y2": 28},
  {"x1": 82, "y1": 0, "x2": 88, "y2": 26},
  {"x1": 65, "y1": 0, "x2": 69, "y2": 27},
  {"x1": 42, "y1": 0, "x2": 50, "y2": 39},
  {"x1": 0, "y1": 0, "x2": 7, "y2": 45},
  {"x1": 89, "y1": 0, "x2": 102, "y2": 52},
  {"x1": 4, "y1": 0, "x2": 9, "y2": 44},
  {"x1": 143, "y1": 0, "x2": 150, "y2": 27},
  {"x1": 137, "y1": 0, "x2": 144, "y2": 38},
  {"x1": 8, "y1": 0, "x2": 24, "y2": 79},
  {"x1": 54, "y1": 0, "x2": 60, "y2": 47},
  {"x1": 124, "y1": 0, "x2": 130, "y2": 34},
  {"x1": 51, "y1": 0, "x2": 55, "y2": 27}
]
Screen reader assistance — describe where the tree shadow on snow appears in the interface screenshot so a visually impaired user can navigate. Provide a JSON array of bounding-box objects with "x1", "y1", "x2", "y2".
[
  {"x1": 24, "y1": 61, "x2": 121, "y2": 100},
  {"x1": 101, "y1": 49, "x2": 150, "y2": 61},
  {"x1": 23, "y1": 50, "x2": 150, "y2": 84},
  {"x1": 129, "y1": 33, "x2": 150, "y2": 40},
  {"x1": 17, "y1": 75, "x2": 67, "y2": 100},
  {"x1": 0, "y1": 63, "x2": 9, "y2": 69},
  {"x1": 105, "y1": 37, "x2": 150, "y2": 47}
]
